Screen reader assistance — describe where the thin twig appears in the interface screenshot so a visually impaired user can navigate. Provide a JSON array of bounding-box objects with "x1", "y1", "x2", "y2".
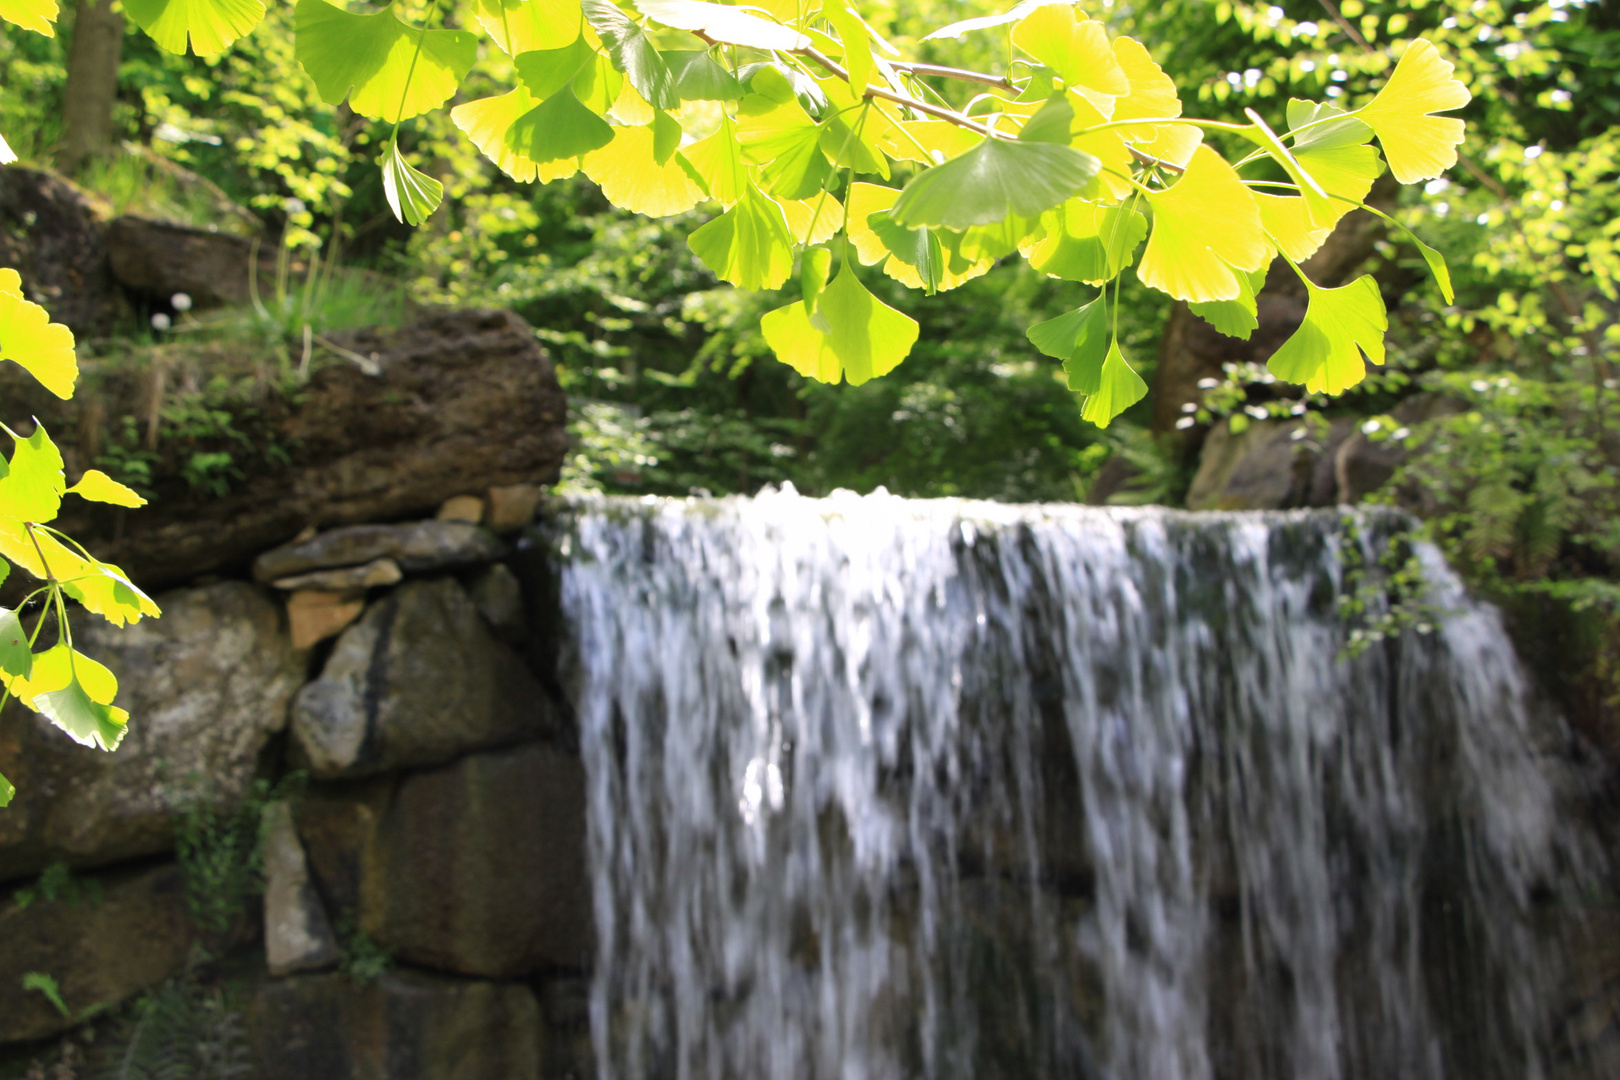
[{"x1": 886, "y1": 60, "x2": 1014, "y2": 89}]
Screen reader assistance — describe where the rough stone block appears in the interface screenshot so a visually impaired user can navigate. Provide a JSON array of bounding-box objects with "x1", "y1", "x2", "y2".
[
  {"x1": 272, "y1": 557, "x2": 403, "y2": 592},
  {"x1": 486, "y1": 483, "x2": 545, "y2": 533},
  {"x1": 263, "y1": 801, "x2": 340, "y2": 977},
  {"x1": 255, "y1": 520, "x2": 505, "y2": 583},
  {"x1": 287, "y1": 588, "x2": 366, "y2": 650},
  {"x1": 436, "y1": 494, "x2": 486, "y2": 523}
]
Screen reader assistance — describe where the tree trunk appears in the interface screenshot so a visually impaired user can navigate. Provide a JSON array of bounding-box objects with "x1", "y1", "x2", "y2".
[{"x1": 57, "y1": 0, "x2": 124, "y2": 177}]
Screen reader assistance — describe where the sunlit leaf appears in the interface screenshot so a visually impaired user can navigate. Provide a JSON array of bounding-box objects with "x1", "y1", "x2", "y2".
[
  {"x1": 1026, "y1": 296, "x2": 1109, "y2": 394},
  {"x1": 801, "y1": 246, "x2": 832, "y2": 313},
  {"x1": 513, "y1": 35, "x2": 596, "y2": 101},
  {"x1": 295, "y1": 0, "x2": 477, "y2": 121},
  {"x1": 953, "y1": 212, "x2": 1040, "y2": 261},
  {"x1": 506, "y1": 86, "x2": 615, "y2": 163},
  {"x1": 666, "y1": 49, "x2": 743, "y2": 100},
  {"x1": 0, "y1": 268, "x2": 77, "y2": 399},
  {"x1": 761, "y1": 265, "x2": 919, "y2": 385},
  {"x1": 1079, "y1": 338, "x2": 1147, "y2": 427},
  {"x1": 1110, "y1": 36, "x2": 1200, "y2": 167},
  {"x1": 1189, "y1": 266, "x2": 1266, "y2": 339},
  {"x1": 584, "y1": 124, "x2": 706, "y2": 216},
  {"x1": 776, "y1": 193, "x2": 845, "y2": 245},
  {"x1": 737, "y1": 94, "x2": 831, "y2": 200},
  {"x1": 583, "y1": 0, "x2": 677, "y2": 110},
  {"x1": 380, "y1": 137, "x2": 444, "y2": 226},
  {"x1": 688, "y1": 182, "x2": 796, "y2": 290},
  {"x1": 1011, "y1": 6, "x2": 1129, "y2": 111},
  {"x1": 682, "y1": 113, "x2": 750, "y2": 205},
  {"x1": 867, "y1": 211, "x2": 945, "y2": 293},
  {"x1": 922, "y1": 0, "x2": 1059, "y2": 41},
  {"x1": 823, "y1": 0, "x2": 871, "y2": 90},
  {"x1": 452, "y1": 87, "x2": 583, "y2": 183},
  {"x1": 0, "y1": 0, "x2": 57, "y2": 35},
  {"x1": 1285, "y1": 99, "x2": 1381, "y2": 218},
  {"x1": 0, "y1": 519, "x2": 160, "y2": 626},
  {"x1": 473, "y1": 0, "x2": 580, "y2": 53},
  {"x1": 0, "y1": 132, "x2": 15, "y2": 163},
  {"x1": 1256, "y1": 191, "x2": 1330, "y2": 263},
  {"x1": 0, "y1": 607, "x2": 31, "y2": 679},
  {"x1": 125, "y1": 0, "x2": 263, "y2": 57},
  {"x1": 890, "y1": 136, "x2": 1100, "y2": 231},
  {"x1": 1356, "y1": 38, "x2": 1471, "y2": 184},
  {"x1": 6, "y1": 644, "x2": 127, "y2": 751},
  {"x1": 0, "y1": 771, "x2": 12, "y2": 808},
  {"x1": 1029, "y1": 199, "x2": 1147, "y2": 284},
  {"x1": 634, "y1": 0, "x2": 807, "y2": 50},
  {"x1": 1136, "y1": 144, "x2": 1269, "y2": 302},
  {"x1": 877, "y1": 119, "x2": 981, "y2": 165},
  {"x1": 847, "y1": 182, "x2": 900, "y2": 265},
  {"x1": 1409, "y1": 232, "x2": 1453, "y2": 304},
  {"x1": 1017, "y1": 92, "x2": 1075, "y2": 145},
  {"x1": 1267, "y1": 274, "x2": 1387, "y2": 394},
  {"x1": 0, "y1": 423, "x2": 65, "y2": 523}
]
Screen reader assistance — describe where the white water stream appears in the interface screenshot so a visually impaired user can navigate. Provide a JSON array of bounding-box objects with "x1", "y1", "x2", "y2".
[{"x1": 556, "y1": 489, "x2": 1595, "y2": 1080}]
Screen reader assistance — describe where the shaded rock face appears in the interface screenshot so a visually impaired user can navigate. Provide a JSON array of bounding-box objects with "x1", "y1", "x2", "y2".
[
  {"x1": 0, "y1": 165, "x2": 126, "y2": 336},
  {"x1": 104, "y1": 215, "x2": 277, "y2": 309},
  {"x1": 0, "y1": 582, "x2": 305, "y2": 880},
  {"x1": 262, "y1": 800, "x2": 340, "y2": 977},
  {"x1": 255, "y1": 520, "x2": 507, "y2": 582},
  {"x1": 1186, "y1": 416, "x2": 1354, "y2": 510},
  {"x1": 57, "y1": 309, "x2": 568, "y2": 588},
  {"x1": 298, "y1": 741, "x2": 592, "y2": 977},
  {"x1": 290, "y1": 577, "x2": 554, "y2": 778},
  {"x1": 0, "y1": 862, "x2": 196, "y2": 1043},
  {"x1": 245, "y1": 970, "x2": 542, "y2": 1080}
]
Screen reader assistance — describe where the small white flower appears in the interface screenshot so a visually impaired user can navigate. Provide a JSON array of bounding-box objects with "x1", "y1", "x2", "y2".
[
  {"x1": 150, "y1": 312, "x2": 172, "y2": 331},
  {"x1": 170, "y1": 292, "x2": 193, "y2": 312},
  {"x1": 1361, "y1": 419, "x2": 1382, "y2": 434},
  {"x1": 1175, "y1": 416, "x2": 1196, "y2": 430}
]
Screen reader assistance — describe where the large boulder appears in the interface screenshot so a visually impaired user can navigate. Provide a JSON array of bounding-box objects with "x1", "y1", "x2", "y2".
[
  {"x1": 56, "y1": 309, "x2": 569, "y2": 587},
  {"x1": 0, "y1": 582, "x2": 305, "y2": 880},
  {"x1": 297, "y1": 741, "x2": 593, "y2": 977},
  {"x1": 290, "y1": 577, "x2": 554, "y2": 778},
  {"x1": 0, "y1": 164, "x2": 126, "y2": 335},
  {"x1": 244, "y1": 970, "x2": 542, "y2": 1080},
  {"x1": 255, "y1": 520, "x2": 506, "y2": 583},
  {"x1": 0, "y1": 862, "x2": 196, "y2": 1044},
  {"x1": 1185, "y1": 417, "x2": 1353, "y2": 511},
  {"x1": 105, "y1": 215, "x2": 278, "y2": 308}
]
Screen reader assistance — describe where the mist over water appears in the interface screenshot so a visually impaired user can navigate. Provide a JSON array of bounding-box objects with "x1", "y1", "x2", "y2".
[{"x1": 556, "y1": 488, "x2": 1597, "y2": 1080}]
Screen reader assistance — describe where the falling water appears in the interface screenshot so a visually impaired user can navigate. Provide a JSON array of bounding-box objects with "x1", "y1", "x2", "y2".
[{"x1": 554, "y1": 488, "x2": 1598, "y2": 1080}]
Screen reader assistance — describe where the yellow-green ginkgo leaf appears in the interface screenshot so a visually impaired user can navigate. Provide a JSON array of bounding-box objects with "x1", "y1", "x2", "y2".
[
  {"x1": 760, "y1": 265, "x2": 919, "y2": 385},
  {"x1": 0, "y1": 607, "x2": 31, "y2": 679},
  {"x1": 688, "y1": 182, "x2": 796, "y2": 290},
  {"x1": 513, "y1": 34, "x2": 597, "y2": 101},
  {"x1": 877, "y1": 119, "x2": 981, "y2": 165},
  {"x1": 1267, "y1": 274, "x2": 1387, "y2": 395},
  {"x1": 1080, "y1": 338, "x2": 1147, "y2": 427},
  {"x1": 3, "y1": 643, "x2": 127, "y2": 751},
  {"x1": 847, "y1": 182, "x2": 900, "y2": 265},
  {"x1": 1026, "y1": 296, "x2": 1108, "y2": 392},
  {"x1": 1356, "y1": 38, "x2": 1471, "y2": 184},
  {"x1": 819, "y1": 106, "x2": 890, "y2": 180},
  {"x1": 67, "y1": 469, "x2": 147, "y2": 508},
  {"x1": 924, "y1": 0, "x2": 1060, "y2": 40},
  {"x1": 584, "y1": 124, "x2": 706, "y2": 216},
  {"x1": 1189, "y1": 265, "x2": 1266, "y2": 339},
  {"x1": 1285, "y1": 99, "x2": 1381, "y2": 223},
  {"x1": 452, "y1": 88, "x2": 582, "y2": 183},
  {"x1": 0, "y1": 518, "x2": 160, "y2": 626},
  {"x1": 0, "y1": 770, "x2": 12, "y2": 807},
  {"x1": 125, "y1": 0, "x2": 263, "y2": 57},
  {"x1": 0, "y1": 268, "x2": 77, "y2": 399},
  {"x1": 0, "y1": 131, "x2": 15, "y2": 163},
  {"x1": 1136, "y1": 144, "x2": 1268, "y2": 303},
  {"x1": 665, "y1": 49, "x2": 744, "y2": 100},
  {"x1": 295, "y1": 0, "x2": 478, "y2": 122},
  {"x1": 777, "y1": 192, "x2": 845, "y2": 245},
  {"x1": 681, "y1": 114, "x2": 750, "y2": 205},
  {"x1": 823, "y1": 0, "x2": 871, "y2": 91},
  {"x1": 1011, "y1": 5, "x2": 1129, "y2": 112},
  {"x1": 0, "y1": 0, "x2": 57, "y2": 35},
  {"x1": 583, "y1": 0, "x2": 677, "y2": 110},
  {"x1": 1109, "y1": 36, "x2": 1201, "y2": 167},
  {"x1": 474, "y1": 0, "x2": 580, "y2": 54},
  {"x1": 506, "y1": 87, "x2": 615, "y2": 163},
  {"x1": 634, "y1": 0, "x2": 807, "y2": 50},
  {"x1": 1256, "y1": 192, "x2": 1331, "y2": 263},
  {"x1": 380, "y1": 137, "x2": 444, "y2": 226},
  {"x1": 736, "y1": 94, "x2": 831, "y2": 200},
  {"x1": 890, "y1": 136, "x2": 1100, "y2": 231},
  {"x1": 1029, "y1": 199, "x2": 1147, "y2": 284},
  {"x1": 0, "y1": 422, "x2": 66, "y2": 523}
]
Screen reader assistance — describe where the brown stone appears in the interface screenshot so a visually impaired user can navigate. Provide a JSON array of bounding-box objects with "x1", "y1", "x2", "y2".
[
  {"x1": 0, "y1": 863, "x2": 196, "y2": 1043},
  {"x1": 104, "y1": 215, "x2": 279, "y2": 309},
  {"x1": 1186, "y1": 416, "x2": 1355, "y2": 511},
  {"x1": 287, "y1": 588, "x2": 365, "y2": 650},
  {"x1": 245, "y1": 970, "x2": 542, "y2": 1080},
  {"x1": 0, "y1": 165, "x2": 126, "y2": 336},
  {"x1": 436, "y1": 494, "x2": 486, "y2": 523},
  {"x1": 272, "y1": 557, "x2": 403, "y2": 592},
  {"x1": 486, "y1": 483, "x2": 545, "y2": 533}
]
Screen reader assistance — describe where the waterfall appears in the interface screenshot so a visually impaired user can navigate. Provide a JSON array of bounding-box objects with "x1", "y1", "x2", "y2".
[{"x1": 554, "y1": 488, "x2": 1598, "y2": 1080}]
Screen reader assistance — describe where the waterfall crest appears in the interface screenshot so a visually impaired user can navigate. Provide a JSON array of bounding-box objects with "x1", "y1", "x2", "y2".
[{"x1": 556, "y1": 489, "x2": 1597, "y2": 1080}]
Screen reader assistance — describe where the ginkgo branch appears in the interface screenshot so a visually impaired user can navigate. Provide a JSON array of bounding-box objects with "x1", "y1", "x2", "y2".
[{"x1": 886, "y1": 60, "x2": 1013, "y2": 89}]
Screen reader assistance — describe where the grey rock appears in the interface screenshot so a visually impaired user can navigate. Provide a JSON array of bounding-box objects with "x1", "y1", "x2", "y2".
[
  {"x1": 467, "y1": 562, "x2": 526, "y2": 640},
  {"x1": 245, "y1": 969, "x2": 542, "y2": 1080},
  {"x1": 289, "y1": 578, "x2": 552, "y2": 778},
  {"x1": 1334, "y1": 393, "x2": 1468, "y2": 505},
  {"x1": 1187, "y1": 417, "x2": 1352, "y2": 511},
  {"x1": 105, "y1": 215, "x2": 278, "y2": 308},
  {"x1": 0, "y1": 862, "x2": 196, "y2": 1044},
  {"x1": 255, "y1": 521, "x2": 505, "y2": 583},
  {"x1": 262, "y1": 801, "x2": 340, "y2": 977},
  {"x1": 272, "y1": 557, "x2": 404, "y2": 592},
  {"x1": 297, "y1": 741, "x2": 592, "y2": 978},
  {"x1": 0, "y1": 582, "x2": 305, "y2": 880}
]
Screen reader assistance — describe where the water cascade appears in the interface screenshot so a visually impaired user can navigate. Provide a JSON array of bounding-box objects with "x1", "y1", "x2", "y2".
[{"x1": 555, "y1": 489, "x2": 1599, "y2": 1080}]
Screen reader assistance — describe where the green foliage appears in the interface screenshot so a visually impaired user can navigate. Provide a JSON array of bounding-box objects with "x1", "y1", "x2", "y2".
[
  {"x1": 22, "y1": 972, "x2": 69, "y2": 1019},
  {"x1": 1336, "y1": 515, "x2": 1446, "y2": 659},
  {"x1": 174, "y1": 774, "x2": 303, "y2": 939},
  {"x1": 334, "y1": 912, "x2": 394, "y2": 985},
  {"x1": 102, "y1": 974, "x2": 253, "y2": 1080},
  {"x1": 13, "y1": 861, "x2": 103, "y2": 910}
]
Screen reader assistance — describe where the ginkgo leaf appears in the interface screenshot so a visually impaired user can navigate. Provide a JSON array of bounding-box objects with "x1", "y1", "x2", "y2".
[
  {"x1": 1241, "y1": 107, "x2": 1337, "y2": 227},
  {"x1": 760, "y1": 265, "x2": 919, "y2": 385},
  {"x1": 296, "y1": 0, "x2": 478, "y2": 122},
  {"x1": 0, "y1": 771, "x2": 11, "y2": 807},
  {"x1": 847, "y1": 182, "x2": 900, "y2": 265},
  {"x1": 5, "y1": 644, "x2": 127, "y2": 751},
  {"x1": 453, "y1": 87, "x2": 583, "y2": 183},
  {"x1": 878, "y1": 119, "x2": 982, "y2": 165},
  {"x1": 513, "y1": 35, "x2": 596, "y2": 101},
  {"x1": 890, "y1": 136, "x2": 1100, "y2": 231},
  {"x1": 125, "y1": 0, "x2": 264, "y2": 57},
  {"x1": 1137, "y1": 144, "x2": 1269, "y2": 302},
  {"x1": 0, "y1": 422, "x2": 66, "y2": 523},
  {"x1": 0, "y1": 607, "x2": 31, "y2": 679},
  {"x1": 1012, "y1": 5, "x2": 1129, "y2": 108},
  {"x1": 1026, "y1": 296, "x2": 1109, "y2": 393},
  {"x1": 473, "y1": 0, "x2": 580, "y2": 54},
  {"x1": 743, "y1": 62, "x2": 828, "y2": 115},
  {"x1": 0, "y1": 268, "x2": 77, "y2": 399},
  {"x1": 1017, "y1": 92, "x2": 1075, "y2": 145},
  {"x1": 801, "y1": 246, "x2": 832, "y2": 312},
  {"x1": 923, "y1": 0, "x2": 1058, "y2": 40},
  {"x1": 1079, "y1": 338, "x2": 1147, "y2": 427},
  {"x1": 1110, "y1": 36, "x2": 1200, "y2": 167},
  {"x1": 583, "y1": 0, "x2": 677, "y2": 110},
  {"x1": 867, "y1": 211, "x2": 946, "y2": 293},
  {"x1": 777, "y1": 193, "x2": 845, "y2": 245},
  {"x1": 1356, "y1": 38, "x2": 1471, "y2": 184},
  {"x1": 38, "y1": 678, "x2": 128, "y2": 751},
  {"x1": 737, "y1": 94, "x2": 831, "y2": 200},
  {"x1": 68, "y1": 469, "x2": 147, "y2": 508},
  {"x1": 953, "y1": 212, "x2": 1041, "y2": 261},
  {"x1": 0, "y1": 131, "x2": 15, "y2": 163},
  {"x1": 1267, "y1": 274, "x2": 1387, "y2": 394},
  {"x1": 1029, "y1": 200, "x2": 1147, "y2": 284},
  {"x1": 506, "y1": 87, "x2": 615, "y2": 163},
  {"x1": 0, "y1": 518, "x2": 160, "y2": 625},
  {"x1": 819, "y1": 108, "x2": 890, "y2": 180},
  {"x1": 1190, "y1": 266, "x2": 1266, "y2": 339},
  {"x1": 682, "y1": 114, "x2": 750, "y2": 205},
  {"x1": 584, "y1": 124, "x2": 706, "y2": 216},
  {"x1": 823, "y1": 0, "x2": 871, "y2": 90},
  {"x1": 634, "y1": 0, "x2": 807, "y2": 50},
  {"x1": 380, "y1": 137, "x2": 444, "y2": 226},
  {"x1": 1408, "y1": 231, "x2": 1453, "y2": 304},
  {"x1": 651, "y1": 109, "x2": 681, "y2": 164},
  {"x1": 1285, "y1": 99, "x2": 1381, "y2": 218},
  {"x1": 0, "y1": 0, "x2": 57, "y2": 35},
  {"x1": 688, "y1": 182, "x2": 796, "y2": 290},
  {"x1": 574, "y1": 50, "x2": 625, "y2": 113},
  {"x1": 665, "y1": 49, "x2": 744, "y2": 100}
]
